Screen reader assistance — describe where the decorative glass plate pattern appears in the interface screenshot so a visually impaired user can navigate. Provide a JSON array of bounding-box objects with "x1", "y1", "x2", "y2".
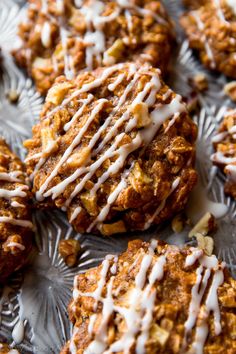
[{"x1": 0, "y1": 0, "x2": 235, "y2": 353}]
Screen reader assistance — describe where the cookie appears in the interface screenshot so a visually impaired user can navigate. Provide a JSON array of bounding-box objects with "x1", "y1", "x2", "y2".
[
  {"x1": 211, "y1": 108, "x2": 236, "y2": 199},
  {"x1": 0, "y1": 139, "x2": 33, "y2": 282},
  {"x1": 180, "y1": 0, "x2": 236, "y2": 78},
  {"x1": 13, "y1": 0, "x2": 174, "y2": 95},
  {"x1": 61, "y1": 239, "x2": 236, "y2": 353},
  {"x1": 24, "y1": 62, "x2": 197, "y2": 235}
]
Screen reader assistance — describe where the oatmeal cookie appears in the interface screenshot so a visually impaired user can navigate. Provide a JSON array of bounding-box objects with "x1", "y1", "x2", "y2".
[
  {"x1": 61, "y1": 239, "x2": 236, "y2": 354},
  {"x1": 24, "y1": 63, "x2": 197, "y2": 235},
  {"x1": 211, "y1": 109, "x2": 236, "y2": 199},
  {"x1": 13, "y1": 0, "x2": 174, "y2": 95},
  {"x1": 0, "y1": 139, "x2": 33, "y2": 283},
  {"x1": 180, "y1": 0, "x2": 236, "y2": 78}
]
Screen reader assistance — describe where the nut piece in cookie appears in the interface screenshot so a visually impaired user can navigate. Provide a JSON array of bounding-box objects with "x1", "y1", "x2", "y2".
[
  {"x1": 13, "y1": 0, "x2": 174, "y2": 95},
  {"x1": 211, "y1": 108, "x2": 236, "y2": 199},
  {"x1": 24, "y1": 62, "x2": 197, "y2": 235},
  {"x1": 58, "y1": 239, "x2": 81, "y2": 267},
  {"x1": 61, "y1": 239, "x2": 236, "y2": 353},
  {"x1": 180, "y1": 0, "x2": 236, "y2": 78},
  {"x1": 0, "y1": 139, "x2": 33, "y2": 283}
]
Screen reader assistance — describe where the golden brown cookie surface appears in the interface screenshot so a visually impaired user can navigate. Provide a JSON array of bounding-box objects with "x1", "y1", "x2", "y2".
[
  {"x1": 13, "y1": 0, "x2": 174, "y2": 95},
  {"x1": 0, "y1": 139, "x2": 33, "y2": 283},
  {"x1": 180, "y1": 0, "x2": 236, "y2": 78},
  {"x1": 24, "y1": 63, "x2": 197, "y2": 235},
  {"x1": 61, "y1": 239, "x2": 236, "y2": 354},
  {"x1": 182, "y1": 0, "x2": 208, "y2": 9},
  {"x1": 211, "y1": 109, "x2": 236, "y2": 199}
]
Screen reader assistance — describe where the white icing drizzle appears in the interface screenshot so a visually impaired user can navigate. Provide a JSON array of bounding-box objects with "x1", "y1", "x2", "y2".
[
  {"x1": 0, "y1": 185, "x2": 28, "y2": 200},
  {"x1": 7, "y1": 242, "x2": 26, "y2": 251},
  {"x1": 226, "y1": 0, "x2": 236, "y2": 15},
  {"x1": 35, "y1": 0, "x2": 168, "y2": 76},
  {"x1": 191, "y1": 11, "x2": 216, "y2": 68},
  {"x1": 211, "y1": 111, "x2": 236, "y2": 182},
  {"x1": 41, "y1": 21, "x2": 52, "y2": 48},
  {"x1": 184, "y1": 249, "x2": 225, "y2": 353},
  {"x1": 11, "y1": 201, "x2": 25, "y2": 208},
  {"x1": 71, "y1": 239, "x2": 166, "y2": 354},
  {"x1": 69, "y1": 244, "x2": 226, "y2": 354},
  {"x1": 56, "y1": 0, "x2": 64, "y2": 13},
  {"x1": 0, "y1": 171, "x2": 22, "y2": 182},
  {"x1": 41, "y1": 0, "x2": 48, "y2": 14},
  {"x1": 0, "y1": 217, "x2": 33, "y2": 229},
  {"x1": 69, "y1": 206, "x2": 82, "y2": 222},
  {"x1": 30, "y1": 64, "x2": 186, "y2": 231},
  {"x1": 0, "y1": 169, "x2": 32, "y2": 229},
  {"x1": 64, "y1": 94, "x2": 94, "y2": 131},
  {"x1": 213, "y1": 0, "x2": 227, "y2": 22},
  {"x1": 108, "y1": 73, "x2": 125, "y2": 91},
  {"x1": 144, "y1": 177, "x2": 180, "y2": 230},
  {"x1": 60, "y1": 28, "x2": 74, "y2": 79}
]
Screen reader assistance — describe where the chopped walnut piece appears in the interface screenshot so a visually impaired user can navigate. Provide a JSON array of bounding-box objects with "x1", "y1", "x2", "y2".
[
  {"x1": 224, "y1": 81, "x2": 236, "y2": 102},
  {"x1": 188, "y1": 212, "x2": 216, "y2": 238},
  {"x1": 190, "y1": 73, "x2": 208, "y2": 92},
  {"x1": 6, "y1": 89, "x2": 20, "y2": 104},
  {"x1": 41, "y1": 128, "x2": 57, "y2": 150},
  {"x1": 3, "y1": 235, "x2": 25, "y2": 255},
  {"x1": 150, "y1": 323, "x2": 170, "y2": 347},
  {"x1": 132, "y1": 102, "x2": 151, "y2": 128},
  {"x1": 100, "y1": 220, "x2": 126, "y2": 236},
  {"x1": 58, "y1": 239, "x2": 81, "y2": 267},
  {"x1": 129, "y1": 162, "x2": 152, "y2": 194},
  {"x1": 195, "y1": 233, "x2": 214, "y2": 256},
  {"x1": 103, "y1": 39, "x2": 125, "y2": 66},
  {"x1": 46, "y1": 82, "x2": 73, "y2": 105},
  {"x1": 66, "y1": 147, "x2": 91, "y2": 168},
  {"x1": 80, "y1": 191, "x2": 98, "y2": 216},
  {"x1": 171, "y1": 214, "x2": 185, "y2": 233}
]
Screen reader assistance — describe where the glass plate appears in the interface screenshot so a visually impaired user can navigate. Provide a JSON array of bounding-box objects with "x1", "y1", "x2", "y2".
[{"x1": 0, "y1": 0, "x2": 235, "y2": 352}]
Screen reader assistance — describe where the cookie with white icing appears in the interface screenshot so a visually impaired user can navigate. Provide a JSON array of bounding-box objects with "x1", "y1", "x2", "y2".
[
  {"x1": 211, "y1": 109, "x2": 236, "y2": 199},
  {"x1": 180, "y1": 0, "x2": 236, "y2": 78},
  {"x1": 0, "y1": 139, "x2": 33, "y2": 283},
  {"x1": 24, "y1": 62, "x2": 197, "y2": 235},
  {"x1": 61, "y1": 239, "x2": 236, "y2": 354},
  {"x1": 13, "y1": 0, "x2": 174, "y2": 95}
]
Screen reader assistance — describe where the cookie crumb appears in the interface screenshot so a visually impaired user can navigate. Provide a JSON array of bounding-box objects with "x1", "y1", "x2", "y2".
[
  {"x1": 189, "y1": 212, "x2": 216, "y2": 238},
  {"x1": 6, "y1": 90, "x2": 19, "y2": 104},
  {"x1": 171, "y1": 213, "x2": 185, "y2": 233},
  {"x1": 58, "y1": 239, "x2": 81, "y2": 267},
  {"x1": 190, "y1": 73, "x2": 208, "y2": 92}
]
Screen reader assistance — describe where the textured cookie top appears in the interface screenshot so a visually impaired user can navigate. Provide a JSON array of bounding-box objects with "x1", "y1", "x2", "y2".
[
  {"x1": 180, "y1": 0, "x2": 236, "y2": 78},
  {"x1": 24, "y1": 63, "x2": 197, "y2": 235},
  {"x1": 211, "y1": 109, "x2": 236, "y2": 199},
  {"x1": 0, "y1": 139, "x2": 33, "y2": 282},
  {"x1": 14, "y1": 0, "x2": 174, "y2": 94},
  {"x1": 61, "y1": 239, "x2": 236, "y2": 354}
]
